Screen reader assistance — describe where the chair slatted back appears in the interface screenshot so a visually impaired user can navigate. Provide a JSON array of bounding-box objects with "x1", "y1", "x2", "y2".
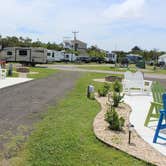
[{"x1": 152, "y1": 81, "x2": 165, "y2": 111}]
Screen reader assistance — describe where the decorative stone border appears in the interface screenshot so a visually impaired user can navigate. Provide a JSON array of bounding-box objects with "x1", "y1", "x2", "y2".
[{"x1": 93, "y1": 95, "x2": 166, "y2": 166}]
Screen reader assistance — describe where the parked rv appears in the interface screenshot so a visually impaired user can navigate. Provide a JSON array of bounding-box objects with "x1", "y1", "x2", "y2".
[
  {"x1": 76, "y1": 56, "x2": 91, "y2": 63},
  {"x1": 158, "y1": 54, "x2": 166, "y2": 68},
  {"x1": 126, "y1": 54, "x2": 143, "y2": 64},
  {"x1": 105, "y1": 52, "x2": 117, "y2": 63},
  {"x1": 0, "y1": 47, "x2": 48, "y2": 66},
  {"x1": 63, "y1": 53, "x2": 76, "y2": 62},
  {"x1": 47, "y1": 50, "x2": 55, "y2": 62}
]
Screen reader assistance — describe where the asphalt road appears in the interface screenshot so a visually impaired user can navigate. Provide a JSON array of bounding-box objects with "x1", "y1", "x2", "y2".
[{"x1": 0, "y1": 71, "x2": 81, "y2": 151}]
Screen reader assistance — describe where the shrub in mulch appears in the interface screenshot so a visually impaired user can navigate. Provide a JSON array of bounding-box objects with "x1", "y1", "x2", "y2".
[
  {"x1": 98, "y1": 83, "x2": 110, "y2": 97},
  {"x1": 105, "y1": 106, "x2": 125, "y2": 131}
]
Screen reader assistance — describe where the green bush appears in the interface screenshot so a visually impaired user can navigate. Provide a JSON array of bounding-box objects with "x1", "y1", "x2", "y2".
[
  {"x1": 98, "y1": 83, "x2": 110, "y2": 97},
  {"x1": 112, "y1": 92, "x2": 124, "y2": 107},
  {"x1": 105, "y1": 106, "x2": 125, "y2": 131},
  {"x1": 113, "y1": 80, "x2": 123, "y2": 93}
]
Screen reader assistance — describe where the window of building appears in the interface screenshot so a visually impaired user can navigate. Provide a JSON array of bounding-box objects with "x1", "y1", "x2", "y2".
[
  {"x1": 19, "y1": 50, "x2": 27, "y2": 56},
  {"x1": 52, "y1": 52, "x2": 55, "y2": 58}
]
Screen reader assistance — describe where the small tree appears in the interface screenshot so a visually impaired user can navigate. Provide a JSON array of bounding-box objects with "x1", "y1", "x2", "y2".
[
  {"x1": 112, "y1": 92, "x2": 124, "y2": 107},
  {"x1": 113, "y1": 80, "x2": 123, "y2": 93},
  {"x1": 98, "y1": 83, "x2": 110, "y2": 97},
  {"x1": 105, "y1": 106, "x2": 125, "y2": 131}
]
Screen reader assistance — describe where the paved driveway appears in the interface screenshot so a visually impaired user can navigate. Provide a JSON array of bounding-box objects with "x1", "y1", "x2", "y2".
[{"x1": 0, "y1": 71, "x2": 81, "y2": 151}]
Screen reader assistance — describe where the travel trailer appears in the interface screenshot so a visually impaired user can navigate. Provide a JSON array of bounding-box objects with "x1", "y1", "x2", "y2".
[
  {"x1": 105, "y1": 52, "x2": 117, "y2": 63},
  {"x1": 63, "y1": 53, "x2": 76, "y2": 62},
  {"x1": 158, "y1": 54, "x2": 166, "y2": 67},
  {"x1": 126, "y1": 54, "x2": 143, "y2": 64},
  {"x1": 0, "y1": 47, "x2": 48, "y2": 66},
  {"x1": 158, "y1": 54, "x2": 166, "y2": 64}
]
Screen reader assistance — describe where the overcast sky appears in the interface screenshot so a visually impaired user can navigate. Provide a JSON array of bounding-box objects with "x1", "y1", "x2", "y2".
[{"x1": 0, "y1": 0, "x2": 166, "y2": 51}]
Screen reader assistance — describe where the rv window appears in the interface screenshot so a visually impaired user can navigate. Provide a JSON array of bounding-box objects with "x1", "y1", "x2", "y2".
[
  {"x1": 52, "y1": 52, "x2": 55, "y2": 58},
  {"x1": 7, "y1": 51, "x2": 12, "y2": 56},
  {"x1": 19, "y1": 50, "x2": 27, "y2": 56},
  {"x1": 66, "y1": 55, "x2": 69, "y2": 58},
  {"x1": 47, "y1": 53, "x2": 51, "y2": 56}
]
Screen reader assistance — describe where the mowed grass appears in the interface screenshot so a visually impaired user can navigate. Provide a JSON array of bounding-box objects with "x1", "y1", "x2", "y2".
[
  {"x1": 28, "y1": 67, "x2": 57, "y2": 79},
  {"x1": 78, "y1": 65, "x2": 137, "y2": 72},
  {"x1": 78, "y1": 64, "x2": 166, "y2": 74},
  {"x1": 11, "y1": 73, "x2": 149, "y2": 166}
]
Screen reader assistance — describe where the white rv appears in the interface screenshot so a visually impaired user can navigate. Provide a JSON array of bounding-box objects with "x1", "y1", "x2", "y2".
[
  {"x1": 63, "y1": 53, "x2": 76, "y2": 62},
  {"x1": 105, "y1": 52, "x2": 117, "y2": 63},
  {"x1": 47, "y1": 50, "x2": 65, "y2": 62},
  {"x1": 158, "y1": 54, "x2": 166, "y2": 64},
  {"x1": 47, "y1": 50, "x2": 55, "y2": 62}
]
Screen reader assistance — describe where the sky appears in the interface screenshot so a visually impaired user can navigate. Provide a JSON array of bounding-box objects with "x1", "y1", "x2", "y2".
[{"x1": 0, "y1": 0, "x2": 166, "y2": 51}]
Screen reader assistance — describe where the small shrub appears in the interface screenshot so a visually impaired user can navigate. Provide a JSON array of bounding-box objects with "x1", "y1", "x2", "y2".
[
  {"x1": 112, "y1": 92, "x2": 124, "y2": 107},
  {"x1": 113, "y1": 80, "x2": 123, "y2": 93},
  {"x1": 98, "y1": 83, "x2": 110, "y2": 97},
  {"x1": 105, "y1": 106, "x2": 125, "y2": 131}
]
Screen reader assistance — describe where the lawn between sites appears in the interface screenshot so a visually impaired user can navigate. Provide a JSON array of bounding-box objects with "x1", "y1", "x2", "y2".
[
  {"x1": 10, "y1": 73, "x2": 149, "y2": 166},
  {"x1": 78, "y1": 64, "x2": 166, "y2": 74},
  {"x1": 6, "y1": 66, "x2": 57, "y2": 79}
]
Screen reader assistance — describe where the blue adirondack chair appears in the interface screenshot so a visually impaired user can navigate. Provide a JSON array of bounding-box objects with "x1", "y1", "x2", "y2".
[{"x1": 153, "y1": 93, "x2": 166, "y2": 143}]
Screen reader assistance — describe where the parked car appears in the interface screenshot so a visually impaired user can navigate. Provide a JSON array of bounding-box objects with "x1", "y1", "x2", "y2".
[{"x1": 75, "y1": 56, "x2": 91, "y2": 63}]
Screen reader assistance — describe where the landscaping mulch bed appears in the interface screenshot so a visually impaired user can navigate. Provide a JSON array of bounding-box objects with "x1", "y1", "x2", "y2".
[{"x1": 93, "y1": 95, "x2": 166, "y2": 166}]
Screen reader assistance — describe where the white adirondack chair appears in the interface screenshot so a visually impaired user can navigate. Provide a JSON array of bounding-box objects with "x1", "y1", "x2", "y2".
[
  {"x1": 0, "y1": 65, "x2": 7, "y2": 79},
  {"x1": 122, "y1": 71, "x2": 152, "y2": 95}
]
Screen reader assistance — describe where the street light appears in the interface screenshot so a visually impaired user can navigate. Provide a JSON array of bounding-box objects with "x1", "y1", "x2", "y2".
[{"x1": 128, "y1": 123, "x2": 135, "y2": 144}]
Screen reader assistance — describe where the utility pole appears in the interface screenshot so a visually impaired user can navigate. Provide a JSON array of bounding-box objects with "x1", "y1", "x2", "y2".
[{"x1": 72, "y1": 31, "x2": 79, "y2": 51}]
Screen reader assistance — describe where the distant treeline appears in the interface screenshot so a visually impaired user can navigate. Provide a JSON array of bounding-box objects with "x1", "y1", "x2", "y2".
[
  {"x1": 0, "y1": 36, "x2": 165, "y2": 61},
  {"x1": 113, "y1": 46, "x2": 165, "y2": 62},
  {"x1": 0, "y1": 36, "x2": 63, "y2": 51}
]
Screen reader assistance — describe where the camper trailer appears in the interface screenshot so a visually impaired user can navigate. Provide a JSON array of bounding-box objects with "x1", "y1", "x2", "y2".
[
  {"x1": 0, "y1": 47, "x2": 48, "y2": 66},
  {"x1": 158, "y1": 54, "x2": 166, "y2": 67},
  {"x1": 105, "y1": 52, "x2": 117, "y2": 63},
  {"x1": 47, "y1": 50, "x2": 66, "y2": 62},
  {"x1": 53, "y1": 51, "x2": 65, "y2": 62},
  {"x1": 63, "y1": 53, "x2": 76, "y2": 62},
  {"x1": 47, "y1": 50, "x2": 54, "y2": 62}
]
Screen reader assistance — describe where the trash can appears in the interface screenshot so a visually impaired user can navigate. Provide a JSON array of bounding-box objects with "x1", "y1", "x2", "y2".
[
  {"x1": 8, "y1": 64, "x2": 13, "y2": 76},
  {"x1": 87, "y1": 85, "x2": 94, "y2": 98}
]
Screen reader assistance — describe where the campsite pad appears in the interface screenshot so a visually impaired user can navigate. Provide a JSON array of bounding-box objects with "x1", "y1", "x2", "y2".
[{"x1": 0, "y1": 71, "x2": 81, "y2": 156}]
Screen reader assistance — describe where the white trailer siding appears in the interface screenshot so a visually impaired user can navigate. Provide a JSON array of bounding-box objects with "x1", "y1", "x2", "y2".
[{"x1": 158, "y1": 54, "x2": 166, "y2": 64}]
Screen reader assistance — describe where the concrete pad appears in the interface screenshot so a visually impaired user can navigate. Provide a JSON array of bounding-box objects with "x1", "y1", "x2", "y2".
[
  {"x1": 124, "y1": 95, "x2": 166, "y2": 156},
  {"x1": 0, "y1": 77, "x2": 32, "y2": 89}
]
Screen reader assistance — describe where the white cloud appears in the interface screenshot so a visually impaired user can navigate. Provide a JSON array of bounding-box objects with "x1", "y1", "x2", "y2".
[{"x1": 103, "y1": 0, "x2": 145, "y2": 21}]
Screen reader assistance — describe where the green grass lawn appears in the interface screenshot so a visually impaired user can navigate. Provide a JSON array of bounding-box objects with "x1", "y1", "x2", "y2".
[
  {"x1": 78, "y1": 65, "x2": 137, "y2": 72},
  {"x1": 10, "y1": 72, "x2": 149, "y2": 166},
  {"x1": 78, "y1": 64, "x2": 166, "y2": 74},
  {"x1": 27, "y1": 67, "x2": 57, "y2": 79}
]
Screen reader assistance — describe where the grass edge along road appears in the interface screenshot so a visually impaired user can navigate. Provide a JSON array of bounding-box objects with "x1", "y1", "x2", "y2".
[
  {"x1": 28, "y1": 67, "x2": 57, "y2": 79},
  {"x1": 78, "y1": 64, "x2": 166, "y2": 74},
  {"x1": 10, "y1": 73, "x2": 149, "y2": 166}
]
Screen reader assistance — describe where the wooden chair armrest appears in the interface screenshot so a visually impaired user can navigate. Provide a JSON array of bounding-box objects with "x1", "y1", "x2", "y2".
[{"x1": 151, "y1": 101, "x2": 163, "y2": 106}]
